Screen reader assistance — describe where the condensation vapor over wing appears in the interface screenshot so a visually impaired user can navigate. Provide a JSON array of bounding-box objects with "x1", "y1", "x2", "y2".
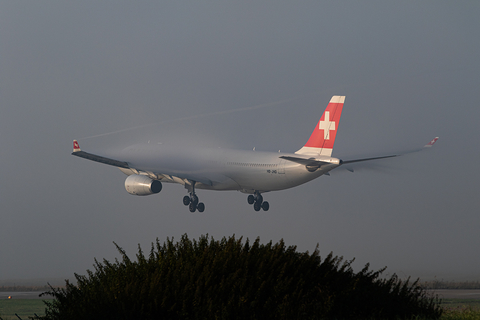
[{"x1": 79, "y1": 96, "x2": 302, "y2": 140}]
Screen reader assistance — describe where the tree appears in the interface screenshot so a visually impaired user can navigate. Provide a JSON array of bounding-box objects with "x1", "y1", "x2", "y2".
[{"x1": 40, "y1": 234, "x2": 442, "y2": 320}]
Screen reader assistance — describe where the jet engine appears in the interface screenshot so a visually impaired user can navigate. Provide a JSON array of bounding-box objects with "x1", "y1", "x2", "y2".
[{"x1": 124, "y1": 174, "x2": 162, "y2": 196}]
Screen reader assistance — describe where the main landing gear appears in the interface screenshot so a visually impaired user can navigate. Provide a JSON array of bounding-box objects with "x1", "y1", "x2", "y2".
[
  {"x1": 247, "y1": 191, "x2": 269, "y2": 211},
  {"x1": 183, "y1": 182, "x2": 205, "y2": 213},
  {"x1": 183, "y1": 194, "x2": 205, "y2": 213}
]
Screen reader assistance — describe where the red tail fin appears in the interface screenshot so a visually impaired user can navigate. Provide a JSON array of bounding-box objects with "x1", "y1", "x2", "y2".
[{"x1": 295, "y1": 96, "x2": 345, "y2": 157}]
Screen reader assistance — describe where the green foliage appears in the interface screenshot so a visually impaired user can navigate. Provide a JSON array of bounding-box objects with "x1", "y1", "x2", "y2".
[
  {"x1": 0, "y1": 299, "x2": 49, "y2": 320},
  {"x1": 40, "y1": 234, "x2": 442, "y2": 320},
  {"x1": 441, "y1": 305, "x2": 480, "y2": 320},
  {"x1": 442, "y1": 299, "x2": 480, "y2": 310}
]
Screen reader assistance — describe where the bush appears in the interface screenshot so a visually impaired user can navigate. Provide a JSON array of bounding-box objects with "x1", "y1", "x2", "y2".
[{"x1": 40, "y1": 234, "x2": 442, "y2": 319}]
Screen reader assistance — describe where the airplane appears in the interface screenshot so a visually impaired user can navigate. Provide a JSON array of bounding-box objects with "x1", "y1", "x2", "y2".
[{"x1": 72, "y1": 96, "x2": 438, "y2": 213}]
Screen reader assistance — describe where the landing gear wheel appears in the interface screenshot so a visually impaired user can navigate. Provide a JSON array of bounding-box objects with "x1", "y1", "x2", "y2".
[
  {"x1": 191, "y1": 194, "x2": 199, "y2": 206},
  {"x1": 247, "y1": 195, "x2": 254, "y2": 204},
  {"x1": 253, "y1": 202, "x2": 261, "y2": 211},
  {"x1": 261, "y1": 201, "x2": 269, "y2": 211},
  {"x1": 185, "y1": 181, "x2": 204, "y2": 213}
]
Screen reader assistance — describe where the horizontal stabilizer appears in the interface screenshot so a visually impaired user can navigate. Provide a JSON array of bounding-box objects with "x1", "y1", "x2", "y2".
[{"x1": 280, "y1": 156, "x2": 330, "y2": 167}]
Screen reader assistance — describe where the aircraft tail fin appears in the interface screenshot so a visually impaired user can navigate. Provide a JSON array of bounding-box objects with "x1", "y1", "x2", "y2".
[{"x1": 295, "y1": 95, "x2": 345, "y2": 157}]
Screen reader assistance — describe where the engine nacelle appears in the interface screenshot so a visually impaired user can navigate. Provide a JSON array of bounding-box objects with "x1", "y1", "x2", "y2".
[{"x1": 125, "y1": 174, "x2": 162, "y2": 196}]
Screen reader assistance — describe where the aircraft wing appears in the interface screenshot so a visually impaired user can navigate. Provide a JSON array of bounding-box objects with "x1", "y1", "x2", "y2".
[
  {"x1": 341, "y1": 137, "x2": 438, "y2": 164},
  {"x1": 72, "y1": 141, "x2": 129, "y2": 168},
  {"x1": 341, "y1": 155, "x2": 397, "y2": 164},
  {"x1": 71, "y1": 140, "x2": 215, "y2": 186}
]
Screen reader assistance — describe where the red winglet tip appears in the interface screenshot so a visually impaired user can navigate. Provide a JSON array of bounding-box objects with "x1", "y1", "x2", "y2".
[
  {"x1": 73, "y1": 140, "x2": 81, "y2": 152},
  {"x1": 424, "y1": 137, "x2": 439, "y2": 147}
]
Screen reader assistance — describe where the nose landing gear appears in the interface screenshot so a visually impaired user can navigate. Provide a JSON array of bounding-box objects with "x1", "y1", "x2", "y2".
[{"x1": 247, "y1": 192, "x2": 269, "y2": 211}]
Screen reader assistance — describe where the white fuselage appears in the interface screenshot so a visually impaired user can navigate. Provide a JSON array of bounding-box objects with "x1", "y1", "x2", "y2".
[
  {"x1": 115, "y1": 143, "x2": 340, "y2": 194},
  {"x1": 71, "y1": 95, "x2": 436, "y2": 212}
]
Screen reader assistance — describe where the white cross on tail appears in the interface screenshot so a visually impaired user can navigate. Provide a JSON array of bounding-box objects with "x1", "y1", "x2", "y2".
[{"x1": 318, "y1": 111, "x2": 335, "y2": 139}]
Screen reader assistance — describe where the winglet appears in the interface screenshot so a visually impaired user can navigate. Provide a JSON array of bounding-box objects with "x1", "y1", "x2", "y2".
[
  {"x1": 424, "y1": 137, "x2": 439, "y2": 148},
  {"x1": 73, "y1": 140, "x2": 81, "y2": 152}
]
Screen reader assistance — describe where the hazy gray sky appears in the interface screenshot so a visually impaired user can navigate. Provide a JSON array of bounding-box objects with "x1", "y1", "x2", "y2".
[{"x1": 1, "y1": 1, "x2": 479, "y2": 283}]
